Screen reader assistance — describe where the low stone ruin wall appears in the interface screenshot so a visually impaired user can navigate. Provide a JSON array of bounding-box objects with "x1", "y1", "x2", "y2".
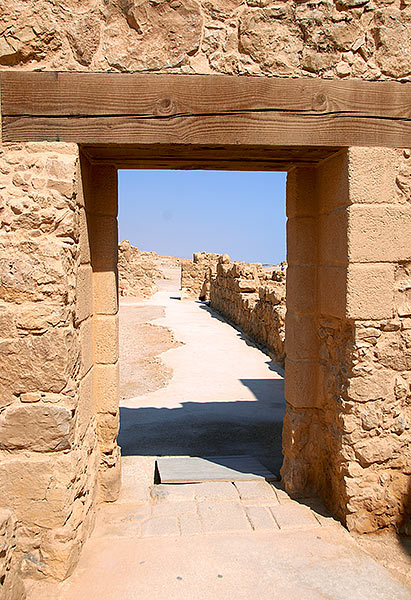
[
  {"x1": 180, "y1": 252, "x2": 221, "y2": 300},
  {"x1": 118, "y1": 240, "x2": 179, "y2": 298},
  {"x1": 210, "y1": 256, "x2": 286, "y2": 367}
]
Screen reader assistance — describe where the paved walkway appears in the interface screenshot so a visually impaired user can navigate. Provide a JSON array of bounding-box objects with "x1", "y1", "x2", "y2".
[{"x1": 28, "y1": 269, "x2": 411, "y2": 599}]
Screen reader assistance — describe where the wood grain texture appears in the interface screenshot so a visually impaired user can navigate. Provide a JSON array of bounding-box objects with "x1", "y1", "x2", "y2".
[
  {"x1": 81, "y1": 143, "x2": 337, "y2": 170},
  {"x1": 1, "y1": 72, "x2": 410, "y2": 149}
]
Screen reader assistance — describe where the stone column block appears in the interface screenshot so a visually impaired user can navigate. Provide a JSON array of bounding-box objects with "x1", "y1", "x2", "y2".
[
  {"x1": 94, "y1": 315, "x2": 119, "y2": 364},
  {"x1": 93, "y1": 269, "x2": 118, "y2": 315},
  {"x1": 348, "y1": 204, "x2": 411, "y2": 263},
  {"x1": 75, "y1": 264, "x2": 93, "y2": 325},
  {"x1": 287, "y1": 217, "x2": 317, "y2": 266},
  {"x1": 286, "y1": 265, "x2": 317, "y2": 314},
  {"x1": 346, "y1": 263, "x2": 395, "y2": 319},
  {"x1": 284, "y1": 357, "x2": 319, "y2": 409},
  {"x1": 285, "y1": 311, "x2": 318, "y2": 360},
  {"x1": 94, "y1": 363, "x2": 119, "y2": 414}
]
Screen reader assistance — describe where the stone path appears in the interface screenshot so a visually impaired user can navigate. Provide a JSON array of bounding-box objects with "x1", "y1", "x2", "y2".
[{"x1": 27, "y1": 268, "x2": 411, "y2": 599}]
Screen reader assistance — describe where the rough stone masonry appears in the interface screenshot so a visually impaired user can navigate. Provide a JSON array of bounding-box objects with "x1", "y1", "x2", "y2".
[{"x1": 0, "y1": 0, "x2": 410, "y2": 597}]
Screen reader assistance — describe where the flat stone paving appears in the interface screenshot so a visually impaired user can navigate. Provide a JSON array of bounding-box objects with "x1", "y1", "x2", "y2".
[
  {"x1": 92, "y1": 479, "x2": 324, "y2": 539},
  {"x1": 28, "y1": 473, "x2": 411, "y2": 600}
]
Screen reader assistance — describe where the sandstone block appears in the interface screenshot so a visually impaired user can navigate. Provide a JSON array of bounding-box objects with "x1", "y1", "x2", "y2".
[
  {"x1": 94, "y1": 362, "x2": 119, "y2": 414},
  {"x1": 94, "y1": 315, "x2": 119, "y2": 364},
  {"x1": 270, "y1": 503, "x2": 320, "y2": 530},
  {"x1": 77, "y1": 369, "x2": 94, "y2": 442},
  {"x1": 194, "y1": 482, "x2": 239, "y2": 502},
  {"x1": 319, "y1": 208, "x2": 349, "y2": 265},
  {"x1": 93, "y1": 269, "x2": 118, "y2": 315},
  {"x1": 317, "y1": 150, "x2": 349, "y2": 214},
  {"x1": 98, "y1": 445, "x2": 121, "y2": 503},
  {"x1": 318, "y1": 265, "x2": 347, "y2": 318},
  {"x1": 0, "y1": 404, "x2": 73, "y2": 451},
  {"x1": 286, "y1": 265, "x2": 316, "y2": 314},
  {"x1": 141, "y1": 516, "x2": 180, "y2": 538},
  {"x1": 89, "y1": 215, "x2": 118, "y2": 268},
  {"x1": 286, "y1": 167, "x2": 317, "y2": 218},
  {"x1": 78, "y1": 207, "x2": 91, "y2": 265},
  {"x1": 348, "y1": 204, "x2": 411, "y2": 263},
  {"x1": 97, "y1": 412, "x2": 120, "y2": 450},
  {"x1": 285, "y1": 312, "x2": 318, "y2": 360},
  {"x1": 347, "y1": 148, "x2": 398, "y2": 204},
  {"x1": 85, "y1": 165, "x2": 117, "y2": 216},
  {"x1": 179, "y1": 512, "x2": 202, "y2": 536},
  {"x1": 287, "y1": 216, "x2": 317, "y2": 266},
  {"x1": 80, "y1": 317, "x2": 93, "y2": 378},
  {"x1": 234, "y1": 480, "x2": 278, "y2": 503},
  {"x1": 346, "y1": 264, "x2": 394, "y2": 320},
  {"x1": 285, "y1": 358, "x2": 319, "y2": 409},
  {"x1": 0, "y1": 327, "x2": 78, "y2": 397}
]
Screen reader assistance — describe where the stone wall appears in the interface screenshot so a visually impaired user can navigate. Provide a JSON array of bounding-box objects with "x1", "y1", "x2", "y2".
[
  {"x1": 210, "y1": 256, "x2": 286, "y2": 367},
  {"x1": 1, "y1": 1, "x2": 410, "y2": 81},
  {"x1": 0, "y1": 143, "x2": 101, "y2": 583},
  {"x1": 118, "y1": 240, "x2": 164, "y2": 298},
  {"x1": 282, "y1": 148, "x2": 411, "y2": 534},
  {"x1": 0, "y1": 510, "x2": 26, "y2": 600},
  {"x1": 181, "y1": 252, "x2": 221, "y2": 300}
]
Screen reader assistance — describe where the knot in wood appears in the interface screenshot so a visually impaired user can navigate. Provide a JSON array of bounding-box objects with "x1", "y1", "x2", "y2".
[
  {"x1": 312, "y1": 93, "x2": 327, "y2": 112},
  {"x1": 156, "y1": 97, "x2": 174, "y2": 115}
]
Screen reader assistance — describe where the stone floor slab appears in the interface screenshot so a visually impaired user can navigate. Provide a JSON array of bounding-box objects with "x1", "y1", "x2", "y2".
[
  {"x1": 234, "y1": 480, "x2": 279, "y2": 503},
  {"x1": 198, "y1": 502, "x2": 251, "y2": 533},
  {"x1": 270, "y1": 504, "x2": 321, "y2": 531},
  {"x1": 141, "y1": 516, "x2": 180, "y2": 538},
  {"x1": 269, "y1": 482, "x2": 293, "y2": 504},
  {"x1": 245, "y1": 505, "x2": 279, "y2": 531},
  {"x1": 151, "y1": 501, "x2": 197, "y2": 517},
  {"x1": 153, "y1": 483, "x2": 197, "y2": 502},
  {"x1": 179, "y1": 512, "x2": 203, "y2": 536},
  {"x1": 194, "y1": 482, "x2": 239, "y2": 502}
]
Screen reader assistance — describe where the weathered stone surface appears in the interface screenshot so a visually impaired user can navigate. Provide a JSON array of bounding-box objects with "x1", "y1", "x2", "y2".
[
  {"x1": 66, "y1": 14, "x2": 101, "y2": 66},
  {"x1": 240, "y1": 8, "x2": 303, "y2": 75},
  {"x1": 0, "y1": 510, "x2": 26, "y2": 600},
  {"x1": 0, "y1": 405, "x2": 73, "y2": 451},
  {"x1": 208, "y1": 255, "x2": 286, "y2": 366},
  {"x1": 118, "y1": 240, "x2": 178, "y2": 298},
  {"x1": 105, "y1": 0, "x2": 202, "y2": 71}
]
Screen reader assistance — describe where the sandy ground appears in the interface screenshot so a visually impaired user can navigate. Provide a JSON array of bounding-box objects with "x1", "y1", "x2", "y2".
[{"x1": 118, "y1": 267, "x2": 285, "y2": 476}]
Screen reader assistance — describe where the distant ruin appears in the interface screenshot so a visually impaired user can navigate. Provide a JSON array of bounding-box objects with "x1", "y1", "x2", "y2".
[
  {"x1": 181, "y1": 253, "x2": 286, "y2": 367},
  {"x1": 118, "y1": 240, "x2": 179, "y2": 298}
]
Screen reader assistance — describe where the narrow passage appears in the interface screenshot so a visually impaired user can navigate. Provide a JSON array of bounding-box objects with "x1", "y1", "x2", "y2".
[{"x1": 118, "y1": 265, "x2": 285, "y2": 476}]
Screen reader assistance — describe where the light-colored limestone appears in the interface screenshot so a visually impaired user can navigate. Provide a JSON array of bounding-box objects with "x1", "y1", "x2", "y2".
[
  {"x1": 270, "y1": 504, "x2": 321, "y2": 531},
  {"x1": 141, "y1": 516, "x2": 180, "y2": 538},
  {"x1": 194, "y1": 482, "x2": 240, "y2": 502},
  {"x1": 245, "y1": 506, "x2": 279, "y2": 531},
  {"x1": 234, "y1": 480, "x2": 279, "y2": 503},
  {"x1": 197, "y1": 502, "x2": 250, "y2": 532}
]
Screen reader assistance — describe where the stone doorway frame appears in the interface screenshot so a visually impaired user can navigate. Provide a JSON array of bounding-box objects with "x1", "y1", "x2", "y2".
[{"x1": 1, "y1": 71, "x2": 410, "y2": 534}]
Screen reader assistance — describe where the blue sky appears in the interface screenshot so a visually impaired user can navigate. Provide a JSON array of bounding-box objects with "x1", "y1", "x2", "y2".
[{"x1": 118, "y1": 170, "x2": 287, "y2": 265}]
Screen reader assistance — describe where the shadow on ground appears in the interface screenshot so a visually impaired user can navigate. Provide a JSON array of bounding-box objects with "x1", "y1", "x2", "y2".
[{"x1": 119, "y1": 378, "x2": 285, "y2": 478}]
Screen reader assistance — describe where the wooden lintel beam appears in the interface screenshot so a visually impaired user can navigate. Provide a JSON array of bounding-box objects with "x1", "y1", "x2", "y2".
[{"x1": 1, "y1": 72, "x2": 410, "y2": 148}]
